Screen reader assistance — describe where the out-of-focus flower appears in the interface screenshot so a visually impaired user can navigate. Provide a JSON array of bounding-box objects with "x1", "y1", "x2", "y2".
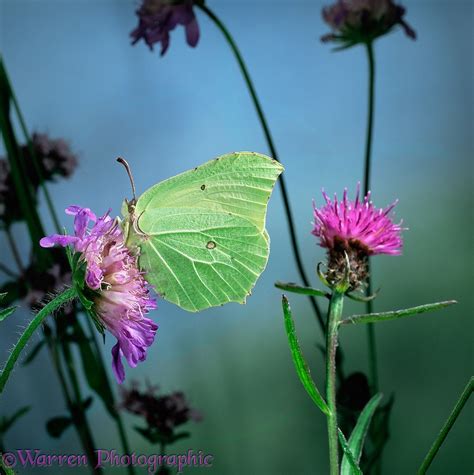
[
  {"x1": 121, "y1": 381, "x2": 201, "y2": 441},
  {"x1": 131, "y1": 0, "x2": 199, "y2": 56},
  {"x1": 312, "y1": 184, "x2": 403, "y2": 289},
  {"x1": 321, "y1": 0, "x2": 416, "y2": 48},
  {"x1": 0, "y1": 133, "x2": 78, "y2": 226},
  {"x1": 40, "y1": 206, "x2": 158, "y2": 383}
]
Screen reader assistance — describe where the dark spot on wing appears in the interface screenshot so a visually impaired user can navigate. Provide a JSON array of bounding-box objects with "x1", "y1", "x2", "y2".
[
  {"x1": 206, "y1": 241, "x2": 216, "y2": 250},
  {"x1": 200, "y1": 184, "x2": 206, "y2": 191}
]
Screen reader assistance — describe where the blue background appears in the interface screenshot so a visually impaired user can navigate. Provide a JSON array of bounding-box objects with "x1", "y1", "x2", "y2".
[{"x1": 0, "y1": 0, "x2": 472, "y2": 473}]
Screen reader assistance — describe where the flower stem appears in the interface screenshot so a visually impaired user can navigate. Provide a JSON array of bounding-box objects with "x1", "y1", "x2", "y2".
[
  {"x1": 5, "y1": 227, "x2": 24, "y2": 274},
  {"x1": 0, "y1": 287, "x2": 76, "y2": 393},
  {"x1": 363, "y1": 41, "x2": 379, "y2": 393},
  {"x1": 61, "y1": 337, "x2": 102, "y2": 474},
  {"x1": 197, "y1": 3, "x2": 325, "y2": 332},
  {"x1": 0, "y1": 56, "x2": 62, "y2": 233},
  {"x1": 325, "y1": 290, "x2": 344, "y2": 475},
  {"x1": 417, "y1": 377, "x2": 473, "y2": 474}
]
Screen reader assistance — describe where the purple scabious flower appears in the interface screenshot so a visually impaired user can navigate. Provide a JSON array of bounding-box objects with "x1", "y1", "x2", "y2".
[
  {"x1": 312, "y1": 184, "x2": 403, "y2": 289},
  {"x1": 121, "y1": 381, "x2": 202, "y2": 441},
  {"x1": 321, "y1": 0, "x2": 416, "y2": 47},
  {"x1": 131, "y1": 0, "x2": 199, "y2": 56},
  {"x1": 40, "y1": 206, "x2": 158, "y2": 383}
]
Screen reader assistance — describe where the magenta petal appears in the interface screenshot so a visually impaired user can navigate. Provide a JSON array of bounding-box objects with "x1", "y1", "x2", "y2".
[
  {"x1": 185, "y1": 17, "x2": 199, "y2": 47},
  {"x1": 40, "y1": 234, "x2": 78, "y2": 248},
  {"x1": 112, "y1": 343, "x2": 125, "y2": 384}
]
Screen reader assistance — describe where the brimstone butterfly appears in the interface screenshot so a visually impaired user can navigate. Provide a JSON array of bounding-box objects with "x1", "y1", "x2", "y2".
[{"x1": 120, "y1": 152, "x2": 283, "y2": 312}]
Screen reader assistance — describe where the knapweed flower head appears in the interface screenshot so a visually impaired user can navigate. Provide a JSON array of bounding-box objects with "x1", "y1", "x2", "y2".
[
  {"x1": 121, "y1": 381, "x2": 202, "y2": 441},
  {"x1": 312, "y1": 184, "x2": 403, "y2": 290},
  {"x1": 40, "y1": 206, "x2": 157, "y2": 383},
  {"x1": 131, "y1": 0, "x2": 199, "y2": 56},
  {"x1": 321, "y1": 0, "x2": 416, "y2": 48}
]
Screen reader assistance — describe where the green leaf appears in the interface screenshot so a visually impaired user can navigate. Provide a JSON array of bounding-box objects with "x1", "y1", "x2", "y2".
[
  {"x1": 338, "y1": 429, "x2": 362, "y2": 475},
  {"x1": 281, "y1": 295, "x2": 330, "y2": 415},
  {"x1": 46, "y1": 416, "x2": 73, "y2": 438},
  {"x1": 341, "y1": 393, "x2": 383, "y2": 474},
  {"x1": 0, "y1": 305, "x2": 16, "y2": 322},
  {"x1": 274, "y1": 281, "x2": 329, "y2": 298},
  {"x1": 340, "y1": 301, "x2": 457, "y2": 325},
  {"x1": 0, "y1": 406, "x2": 30, "y2": 434},
  {"x1": 21, "y1": 340, "x2": 46, "y2": 366},
  {"x1": 125, "y1": 152, "x2": 283, "y2": 312}
]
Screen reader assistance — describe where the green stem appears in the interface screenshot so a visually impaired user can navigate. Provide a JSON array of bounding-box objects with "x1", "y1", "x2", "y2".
[
  {"x1": 4, "y1": 228, "x2": 24, "y2": 274},
  {"x1": 417, "y1": 377, "x2": 473, "y2": 474},
  {"x1": 0, "y1": 56, "x2": 62, "y2": 233},
  {"x1": 0, "y1": 287, "x2": 75, "y2": 393},
  {"x1": 363, "y1": 41, "x2": 378, "y2": 394},
  {"x1": 61, "y1": 339, "x2": 102, "y2": 474},
  {"x1": 84, "y1": 316, "x2": 136, "y2": 475},
  {"x1": 197, "y1": 3, "x2": 325, "y2": 332},
  {"x1": 326, "y1": 290, "x2": 344, "y2": 475}
]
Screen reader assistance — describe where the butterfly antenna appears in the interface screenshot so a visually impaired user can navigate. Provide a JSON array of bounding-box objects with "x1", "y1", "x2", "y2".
[{"x1": 116, "y1": 157, "x2": 137, "y2": 202}]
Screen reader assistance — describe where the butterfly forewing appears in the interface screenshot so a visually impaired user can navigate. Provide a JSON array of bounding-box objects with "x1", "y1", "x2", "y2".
[{"x1": 135, "y1": 152, "x2": 283, "y2": 233}]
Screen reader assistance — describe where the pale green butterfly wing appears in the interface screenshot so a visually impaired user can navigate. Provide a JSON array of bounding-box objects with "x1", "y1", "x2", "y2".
[
  {"x1": 134, "y1": 151, "x2": 283, "y2": 233},
  {"x1": 127, "y1": 152, "x2": 283, "y2": 312}
]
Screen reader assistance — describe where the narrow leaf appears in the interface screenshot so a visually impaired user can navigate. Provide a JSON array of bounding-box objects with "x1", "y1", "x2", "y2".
[
  {"x1": 22, "y1": 340, "x2": 46, "y2": 366},
  {"x1": 281, "y1": 295, "x2": 330, "y2": 415},
  {"x1": 341, "y1": 301, "x2": 457, "y2": 325},
  {"x1": 341, "y1": 393, "x2": 382, "y2": 474},
  {"x1": 46, "y1": 416, "x2": 73, "y2": 438},
  {"x1": 275, "y1": 281, "x2": 329, "y2": 298},
  {"x1": 0, "y1": 305, "x2": 16, "y2": 322},
  {"x1": 338, "y1": 429, "x2": 362, "y2": 475}
]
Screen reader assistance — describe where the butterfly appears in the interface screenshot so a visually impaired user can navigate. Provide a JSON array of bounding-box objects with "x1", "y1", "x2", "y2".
[{"x1": 120, "y1": 151, "x2": 283, "y2": 312}]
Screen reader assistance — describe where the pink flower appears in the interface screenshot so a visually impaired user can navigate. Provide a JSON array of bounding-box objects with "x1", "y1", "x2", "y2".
[
  {"x1": 321, "y1": 0, "x2": 416, "y2": 47},
  {"x1": 40, "y1": 206, "x2": 157, "y2": 383},
  {"x1": 130, "y1": 0, "x2": 199, "y2": 56},
  {"x1": 312, "y1": 185, "x2": 404, "y2": 289}
]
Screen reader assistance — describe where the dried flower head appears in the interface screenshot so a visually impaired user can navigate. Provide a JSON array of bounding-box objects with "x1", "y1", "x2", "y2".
[
  {"x1": 40, "y1": 206, "x2": 158, "y2": 383},
  {"x1": 0, "y1": 133, "x2": 78, "y2": 226},
  {"x1": 121, "y1": 381, "x2": 201, "y2": 442},
  {"x1": 321, "y1": 0, "x2": 416, "y2": 47},
  {"x1": 131, "y1": 0, "x2": 199, "y2": 56},
  {"x1": 312, "y1": 184, "x2": 403, "y2": 290}
]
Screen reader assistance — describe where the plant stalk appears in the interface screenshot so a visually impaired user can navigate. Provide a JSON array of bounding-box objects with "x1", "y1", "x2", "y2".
[
  {"x1": 417, "y1": 377, "x2": 473, "y2": 474},
  {"x1": 197, "y1": 3, "x2": 325, "y2": 332},
  {"x1": 0, "y1": 287, "x2": 75, "y2": 393},
  {"x1": 326, "y1": 290, "x2": 344, "y2": 475},
  {"x1": 363, "y1": 41, "x2": 379, "y2": 393}
]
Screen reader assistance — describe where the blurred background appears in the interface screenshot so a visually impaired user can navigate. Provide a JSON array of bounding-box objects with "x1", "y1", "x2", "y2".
[{"x1": 0, "y1": 0, "x2": 472, "y2": 473}]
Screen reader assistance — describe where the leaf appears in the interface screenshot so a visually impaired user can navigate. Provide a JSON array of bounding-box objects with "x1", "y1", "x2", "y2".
[
  {"x1": 169, "y1": 431, "x2": 191, "y2": 443},
  {"x1": 340, "y1": 301, "x2": 457, "y2": 325},
  {"x1": 46, "y1": 416, "x2": 73, "y2": 438},
  {"x1": 338, "y1": 429, "x2": 362, "y2": 475},
  {"x1": 0, "y1": 305, "x2": 16, "y2": 322},
  {"x1": 0, "y1": 406, "x2": 30, "y2": 434},
  {"x1": 274, "y1": 281, "x2": 329, "y2": 298},
  {"x1": 125, "y1": 152, "x2": 283, "y2": 312},
  {"x1": 281, "y1": 295, "x2": 330, "y2": 415},
  {"x1": 21, "y1": 340, "x2": 45, "y2": 366},
  {"x1": 341, "y1": 393, "x2": 383, "y2": 474}
]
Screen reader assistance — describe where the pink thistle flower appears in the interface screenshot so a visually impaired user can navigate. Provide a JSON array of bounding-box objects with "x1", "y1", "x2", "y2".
[
  {"x1": 40, "y1": 206, "x2": 158, "y2": 383},
  {"x1": 312, "y1": 185, "x2": 404, "y2": 289},
  {"x1": 130, "y1": 0, "x2": 199, "y2": 56}
]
